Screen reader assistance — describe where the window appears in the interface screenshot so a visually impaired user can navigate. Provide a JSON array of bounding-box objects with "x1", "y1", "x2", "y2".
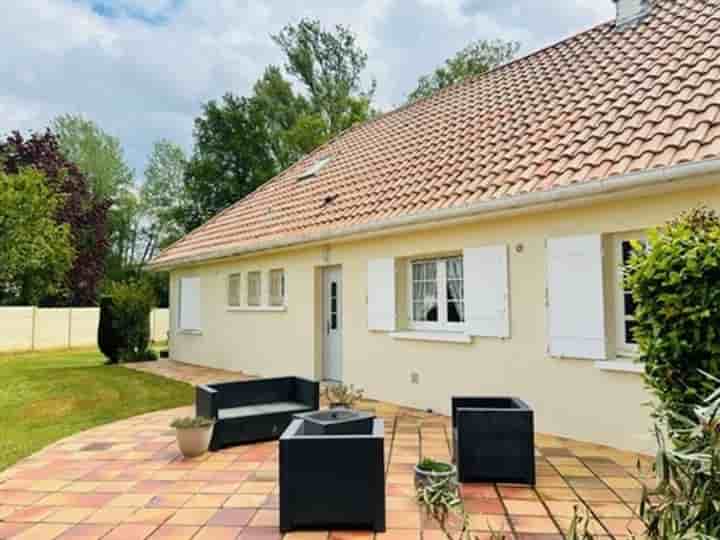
[
  {"x1": 409, "y1": 256, "x2": 464, "y2": 331},
  {"x1": 269, "y1": 269, "x2": 286, "y2": 307},
  {"x1": 247, "y1": 271, "x2": 261, "y2": 306},
  {"x1": 178, "y1": 277, "x2": 201, "y2": 332},
  {"x1": 298, "y1": 156, "x2": 331, "y2": 180},
  {"x1": 615, "y1": 234, "x2": 647, "y2": 355},
  {"x1": 227, "y1": 273, "x2": 241, "y2": 307}
]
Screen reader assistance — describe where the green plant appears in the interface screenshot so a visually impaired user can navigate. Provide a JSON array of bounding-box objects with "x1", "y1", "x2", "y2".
[
  {"x1": 626, "y1": 206, "x2": 720, "y2": 430},
  {"x1": 418, "y1": 458, "x2": 454, "y2": 473},
  {"x1": 416, "y1": 475, "x2": 469, "y2": 540},
  {"x1": 639, "y1": 371, "x2": 720, "y2": 539},
  {"x1": 106, "y1": 280, "x2": 157, "y2": 363},
  {"x1": 325, "y1": 383, "x2": 364, "y2": 408},
  {"x1": 97, "y1": 295, "x2": 121, "y2": 364},
  {"x1": 170, "y1": 416, "x2": 215, "y2": 429}
]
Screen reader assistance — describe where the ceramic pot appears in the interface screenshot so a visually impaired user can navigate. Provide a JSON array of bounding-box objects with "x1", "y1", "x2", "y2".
[{"x1": 176, "y1": 425, "x2": 214, "y2": 458}]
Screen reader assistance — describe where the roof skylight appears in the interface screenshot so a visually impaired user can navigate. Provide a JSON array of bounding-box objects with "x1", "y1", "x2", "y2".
[{"x1": 298, "y1": 156, "x2": 331, "y2": 180}]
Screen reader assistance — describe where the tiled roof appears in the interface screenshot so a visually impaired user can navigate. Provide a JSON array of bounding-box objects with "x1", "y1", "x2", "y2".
[{"x1": 152, "y1": 0, "x2": 720, "y2": 268}]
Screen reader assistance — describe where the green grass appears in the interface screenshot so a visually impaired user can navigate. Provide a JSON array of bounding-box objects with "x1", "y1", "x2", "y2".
[{"x1": 0, "y1": 349, "x2": 194, "y2": 471}]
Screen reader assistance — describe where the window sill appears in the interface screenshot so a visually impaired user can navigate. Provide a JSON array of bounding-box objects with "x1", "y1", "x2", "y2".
[
  {"x1": 389, "y1": 331, "x2": 472, "y2": 344},
  {"x1": 594, "y1": 360, "x2": 644, "y2": 374},
  {"x1": 177, "y1": 329, "x2": 202, "y2": 336},
  {"x1": 227, "y1": 306, "x2": 287, "y2": 313}
]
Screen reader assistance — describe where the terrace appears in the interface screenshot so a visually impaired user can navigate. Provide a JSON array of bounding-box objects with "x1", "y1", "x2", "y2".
[{"x1": 0, "y1": 360, "x2": 652, "y2": 540}]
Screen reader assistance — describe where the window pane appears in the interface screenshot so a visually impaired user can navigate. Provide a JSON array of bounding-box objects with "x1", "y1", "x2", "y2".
[
  {"x1": 270, "y1": 269, "x2": 285, "y2": 306},
  {"x1": 622, "y1": 240, "x2": 634, "y2": 265},
  {"x1": 411, "y1": 261, "x2": 438, "y2": 322},
  {"x1": 448, "y1": 301, "x2": 464, "y2": 323},
  {"x1": 247, "y1": 272, "x2": 261, "y2": 306},
  {"x1": 228, "y1": 274, "x2": 241, "y2": 307},
  {"x1": 624, "y1": 293, "x2": 637, "y2": 317},
  {"x1": 625, "y1": 320, "x2": 638, "y2": 344},
  {"x1": 331, "y1": 313, "x2": 337, "y2": 330}
]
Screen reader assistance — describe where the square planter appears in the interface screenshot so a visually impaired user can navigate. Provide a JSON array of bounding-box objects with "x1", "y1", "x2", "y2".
[
  {"x1": 279, "y1": 415, "x2": 385, "y2": 532},
  {"x1": 294, "y1": 408, "x2": 374, "y2": 435},
  {"x1": 452, "y1": 397, "x2": 535, "y2": 485}
]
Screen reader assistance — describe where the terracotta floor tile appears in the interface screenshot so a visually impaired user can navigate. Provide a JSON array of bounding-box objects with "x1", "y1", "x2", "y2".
[
  {"x1": 182, "y1": 494, "x2": 229, "y2": 508},
  {"x1": 467, "y1": 513, "x2": 509, "y2": 532},
  {"x1": 373, "y1": 531, "x2": 420, "y2": 540},
  {"x1": 225, "y1": 494, "x2": 268, "y2": 508},
  {"x1": 102, "y1": 524, "x2": 159, "y2": 540},
  {"x1": 107, "y1": 493, "x2": 156, "y2": 507},
  {"x1": 83, "y1": 506, "x2": 137, "y2": 524},
  {"x1": 6, "y1": 506, "x2": 57, "y2": 523},
  {"x1": 45, "y1": 507, "x2": 96, "y2": 524},
  {"x1": 283, "y1": 532, "x2": 329, "y2": 540},
  {"x1": 504, "y1": 499, "x2": 550, "y2": 516},
  {"x1": 236, "y1": 527, "x2": 283, "y2": 540},
  {"x1": 194, "y1": 526, "x2": 245, "y2": 540},
  {"x1": 511, "y1": 515, "x2": 560, "y2": 534},
  {"x1": 0, "y1": 522, "x2": 33, "y2": 538},
  {"x1": 574, "y1": 489, "x2": 621, "y2": 503},
  {"x1": 123, "y1": 508, "x2": 176, "y2": 524},
  {"x1": 165, "y1": 508, "x2": 216, "y2": 526},
  {"x1": 11, "y1": 523, "x2": 73, "y2": 540},
  {"x1": 385, "y1": 497, "x2": 418, "y2": 511},
  {"x1": 328, "y1": 531, "x2": 373, "y2": 540},
  {"x1": 236, "y1": 482, "x2": 275, "y2": 495},
  {"x1": 147, "y1": 494, "x2": 193, "y2": 508},
  {"x1": 208, "y1": 508, "x2": 256, "y2": 527},
  {"x1": 463, "y1": 499, "x2": 505, "y2": 514},
  {"x1": 497, "y1": 486, "x2": 538, "y2": 500},
  {"x1": 55, "y1": 524, "x2": 113, "y2": 539},
  {"x1": 385, "y1": 510, "x2": 420, "y2": 529},
  {"x1": 147, "y1": 525, "x2": 199, "y2": 539},
  {"x1": 460, "y1": 484, "x2": 497, "y2": 499},
  {"x1": 248, "y1": 509, "x2": 278, "y2": 527}
]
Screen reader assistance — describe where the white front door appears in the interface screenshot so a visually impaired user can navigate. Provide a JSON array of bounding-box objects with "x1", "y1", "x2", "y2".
[{"x1": 323, "y1": 267, "x2": 342, "y2": 382}]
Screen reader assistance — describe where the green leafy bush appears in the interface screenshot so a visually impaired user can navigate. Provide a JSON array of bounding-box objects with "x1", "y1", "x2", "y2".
[
  {"x1": 106, "y1": 280, "x2": 157, "y2": 363},
  {"x1": 626, "y1": 206, "x2": 720, "y2": 427},
  {"x1": 640, "y1": 371, "x2": 720, "y2": 538},
  {"x1": 97, "y1": 296, "x2": 121, "y2": 364}
]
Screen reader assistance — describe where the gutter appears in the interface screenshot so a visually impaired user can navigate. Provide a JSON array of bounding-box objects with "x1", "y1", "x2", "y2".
[{"x1": 148, "y1": 158, "x2": 720, "y2": 271}]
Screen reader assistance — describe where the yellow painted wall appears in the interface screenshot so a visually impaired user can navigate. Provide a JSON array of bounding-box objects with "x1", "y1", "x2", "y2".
[{"x1": 169, "y1": 179, "x2": 720, "y2": 453}]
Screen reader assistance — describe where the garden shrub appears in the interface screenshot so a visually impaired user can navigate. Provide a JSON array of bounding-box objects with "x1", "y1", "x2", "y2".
[
  {"x1": 97, "y1": 295, "x2": 121, "y2": 364},
  {"x1": 106, "y1": 280, "x2": 157, "y2": 363},
  {"x1": 626, "y1": 206, "x2": 720, "y2": 429}
]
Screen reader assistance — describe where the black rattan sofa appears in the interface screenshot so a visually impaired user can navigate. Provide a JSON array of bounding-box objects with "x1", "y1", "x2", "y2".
[
  {"x1": 196, "y1": 377, "x2": 319, "y2": 451},
  {"x1": 452, "y1": 396, "x2": 535, "y2": 485}
]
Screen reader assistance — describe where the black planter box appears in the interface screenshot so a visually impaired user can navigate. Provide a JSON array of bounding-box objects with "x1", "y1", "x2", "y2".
[
  {"x1": 452, "y1": 397, "x2": 535, "y2": 485},
  {"x1": 196, "y1": 377, "x2": 319, "y2": 451},
  {"x1": 294, "y1": 408, "x2": 374, "y2": 435},
  {"x1": 279, "y1": 417, "x2": 386, "y2": 532}
]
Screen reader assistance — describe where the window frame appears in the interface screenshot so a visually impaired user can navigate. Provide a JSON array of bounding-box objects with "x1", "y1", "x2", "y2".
[
  {"x1": 614, "y1": 232, "x2": 647, "y2": 356},
  {"x1": 269, "y1": 269, "x2": 286, "y2": 307},
  {"x1": 227, "y1": 273, "x2": 242, "y2": 307},
  {"x1": 246, "y1": 271, "x2": 262, "y2": 307},
  {"x1": 406, "y1": 255, "x2": 466, "y2": 333}
]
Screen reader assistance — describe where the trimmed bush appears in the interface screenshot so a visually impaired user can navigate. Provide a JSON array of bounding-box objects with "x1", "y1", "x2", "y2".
[
  {"x1": 97, "y1": 296, "x2": 121, "y2": 364},
  {"x1": 106, "y1": 280, "x2": 157, "y2": 363},
  {"x1": 626, "y1": 206, "x2": 720, "y2": 428}
]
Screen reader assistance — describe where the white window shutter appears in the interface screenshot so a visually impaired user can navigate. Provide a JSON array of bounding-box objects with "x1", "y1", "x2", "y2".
[
  {"x1": 367, "y1": 258, "x2": 395, "y2": 331},
  {"x1": 546, "y1": 235, "x2": 606, "y2": 360},
  {"x1": 464, "y1": 245, "x2": 509, "y2": 337},
  {"x1": 179, "y1": 277, "x2": 201, "y2": 331}
]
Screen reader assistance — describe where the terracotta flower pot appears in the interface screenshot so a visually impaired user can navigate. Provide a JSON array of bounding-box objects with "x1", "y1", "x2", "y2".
[{"x1": 175, "y1": 425, "x2": 214, "y2": 458}]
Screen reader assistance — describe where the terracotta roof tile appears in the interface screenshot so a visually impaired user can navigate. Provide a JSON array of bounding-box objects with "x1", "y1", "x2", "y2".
[{"x1": 153, "y1": 0, "x2": 720, "y2": 267}]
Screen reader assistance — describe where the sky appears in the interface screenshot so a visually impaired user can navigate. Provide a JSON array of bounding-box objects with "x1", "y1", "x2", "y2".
[{"x1": 0, "y1": 0, "x2": 615, "y2": 181}]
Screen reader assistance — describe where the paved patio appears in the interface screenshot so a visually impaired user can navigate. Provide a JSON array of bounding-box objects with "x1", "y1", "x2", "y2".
[{"x1": 0, "y1": 361, "x2": 653, "y2": 540}]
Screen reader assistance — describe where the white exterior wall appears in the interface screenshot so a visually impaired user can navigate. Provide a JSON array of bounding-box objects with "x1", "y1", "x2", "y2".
[{"x1": 168, "y1": 178, "x2": 720, "y2": 453}]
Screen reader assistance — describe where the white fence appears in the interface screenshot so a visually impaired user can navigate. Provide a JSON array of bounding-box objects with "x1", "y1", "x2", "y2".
[{"x1": 0, "y1": 307, "x2": 169, "y2": 353}]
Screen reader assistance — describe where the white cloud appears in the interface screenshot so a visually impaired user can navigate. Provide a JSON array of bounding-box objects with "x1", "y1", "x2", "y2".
[{"x1": 0, "y1": 0, "x2": 614, "y2": 178}]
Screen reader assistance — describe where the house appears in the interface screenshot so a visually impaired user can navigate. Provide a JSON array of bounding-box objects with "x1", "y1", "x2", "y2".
[{"x1": 150, "y1": 0, "x2": 720, "y2": 453}]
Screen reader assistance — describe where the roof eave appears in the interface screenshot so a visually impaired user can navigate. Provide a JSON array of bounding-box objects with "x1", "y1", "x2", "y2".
[{"x1": 148, "y1": 158, "x2": 720, "y2": 271}]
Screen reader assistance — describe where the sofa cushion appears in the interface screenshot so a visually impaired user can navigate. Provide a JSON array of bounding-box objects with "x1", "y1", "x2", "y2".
[{"x1": 218, "y1": 401, "x2": 309, "y2": 420}]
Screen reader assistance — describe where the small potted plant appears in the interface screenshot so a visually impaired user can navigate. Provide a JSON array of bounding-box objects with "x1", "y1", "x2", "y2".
[
  {"x1": 415, "y1": 457, "x2": 457, "y2": 490},
  {"x1": 171, "y1": 416, "x2": 215, "y2": 458},
  {"x1": 325, "y1": 383, "x2": 364, "y2": 409}
]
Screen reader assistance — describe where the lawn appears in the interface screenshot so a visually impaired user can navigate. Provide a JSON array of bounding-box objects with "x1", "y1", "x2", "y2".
[{"x1": 0, "y1": 349, "x2": 194, "y2": 471}]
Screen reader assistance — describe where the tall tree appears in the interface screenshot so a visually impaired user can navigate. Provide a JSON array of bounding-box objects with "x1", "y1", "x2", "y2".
[
  {"x1": 182, "y1": 94, "x2": 277, "y2": 231},
  {"x1": 0, "y1": 131, "x2": 111, "y2": 306},
  {"x1": 407, "y1": 39, "x2": 519, "y2": 102},
  {"x1": 181, "y1": 19, "x2": 376, "y2": 232},
  {"x1": 52, "y1": 114, "x2": 133, "y2": 200},
  {"x1": 141, "y1": 140, "x2": 188, "y2": 252},
  {"x1": 0, "y1": 168, "x2": 74, "y2": 305},
  {"x1": 272, "y1": 18, "x2": 376, "y2": 136}
]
